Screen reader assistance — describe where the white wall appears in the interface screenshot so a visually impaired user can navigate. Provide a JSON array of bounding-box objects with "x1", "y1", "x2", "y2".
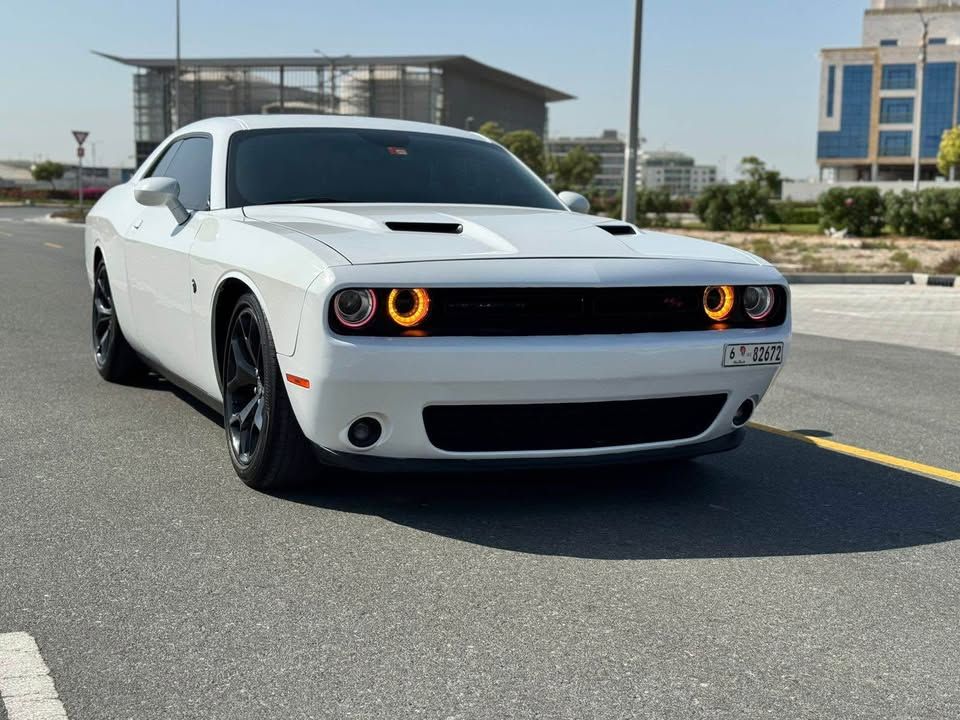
[{"x1": 783, "y1": 179, "x2": 960, "y2": 202}]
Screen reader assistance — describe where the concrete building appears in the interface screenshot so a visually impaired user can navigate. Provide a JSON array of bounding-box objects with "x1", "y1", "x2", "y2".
[
  {"x1": 818, "y1": 0, "x2": 960, "y2": 182},
  {"x1": 547, "y1": 129, "x2": 624, "y2": 192},
  {"x1": 638, "y1": 151, "x2": 717, "y2": 196},
  {"x1": 96, "y1": 53, "x2": 573, "y2": 165}
]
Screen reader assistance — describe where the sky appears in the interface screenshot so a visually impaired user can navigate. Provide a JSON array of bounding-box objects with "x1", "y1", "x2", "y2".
[{"x1": 0, "y1": 0, "x2": 867, "y2": 179}]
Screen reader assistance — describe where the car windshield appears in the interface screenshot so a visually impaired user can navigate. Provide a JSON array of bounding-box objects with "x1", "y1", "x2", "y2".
[{"x1": 226, "y1": 127, "x2": 565, "y2": 210}]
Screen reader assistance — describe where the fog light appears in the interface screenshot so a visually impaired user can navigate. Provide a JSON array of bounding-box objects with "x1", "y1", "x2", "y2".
[
  {"x1": 703, "y1": 285, "x2": 735, "y2": 321},
  {"x1": 732, "y1": 399, "x2": 754, "y2": 427},
  {"x1": 347, "y1": 417, "x2": 382, "y2": 448}
]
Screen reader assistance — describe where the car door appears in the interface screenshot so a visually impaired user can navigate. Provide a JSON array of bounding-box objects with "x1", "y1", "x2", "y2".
[{"x1": 125, "y1": 135, "x2": 213, "y2": 384}]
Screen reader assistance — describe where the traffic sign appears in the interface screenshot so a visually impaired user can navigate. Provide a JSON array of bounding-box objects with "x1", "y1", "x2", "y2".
[
  {"x1": 77, "y1": 147, "x2": 85, "y2": 158},
  {"x1": 72, "y1": 131, "x2": 89, "y2": 146}
]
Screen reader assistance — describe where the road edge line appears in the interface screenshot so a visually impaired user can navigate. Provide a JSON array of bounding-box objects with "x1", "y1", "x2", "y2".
[{"x1": 748, "y1": 422, "x2": 960, "y2": 484}]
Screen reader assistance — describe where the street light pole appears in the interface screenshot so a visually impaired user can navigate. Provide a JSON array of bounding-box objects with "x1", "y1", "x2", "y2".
[
  {"x1": 621, "y1": 0, "x2": 643, "y2": 222},
  {"x1": 914, "y1": 12, "x2": 928, "y2": 192},
  {"x1": 174, "y1": 0, "x2": 181, "y2": 130}
]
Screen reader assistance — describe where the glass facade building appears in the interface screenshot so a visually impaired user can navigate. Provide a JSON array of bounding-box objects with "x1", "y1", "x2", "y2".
[
  {"x1": 96, "y1": 53, "x2": 573, "y2": 166},
  {"x1": 817, "y1": 2, "x2": 960, "y2": 181}
]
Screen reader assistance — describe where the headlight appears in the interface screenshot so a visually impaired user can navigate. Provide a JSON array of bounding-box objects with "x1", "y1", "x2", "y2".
[
  {"x1": 387, "y1": 288, "x2": 430, "y2": 327},
  {"x1": 333, "y1": 288, "x2": 377, "y2": 328},
  {"x1": 702, "y1": 285, "x2": 735, "y2": 321},
  {"x1": 743, "y1": 286, "x2": 775, "y2": 321}
]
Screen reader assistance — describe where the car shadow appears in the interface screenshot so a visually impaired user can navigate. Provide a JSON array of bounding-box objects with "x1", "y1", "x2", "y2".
[
  {"x1": 281, "y1": 429, "x2": 960, "y2": 560},
  {"x1": 129, "y1": 371, "x2": 224, "y2": 426}
]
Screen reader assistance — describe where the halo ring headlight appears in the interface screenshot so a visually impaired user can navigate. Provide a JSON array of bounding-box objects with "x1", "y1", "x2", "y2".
[
  {"x1": 743, "y1": 286, "x2": 776, "y2": 321},
  {"x1": 333, "y1": 288, "x2": 377, "y2": 328},
  {"x1": 387, "y1": 288, "x2": 431, "y2": 327},
  {"x1": 703, "y1": 285, "x2": 735, "y2": 321}
]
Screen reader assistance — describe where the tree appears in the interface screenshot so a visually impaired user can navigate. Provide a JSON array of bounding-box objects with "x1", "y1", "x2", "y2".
[
  {"x1": 476, "y1": 121, "x2": 505, "y2": 143},
  {"x1": 693, "y1": 182, "x2": 771, "y2": 231},
  {"x1": 500, "y1": 129, "x2": 547, "y2": 178},
  {"x1": 739, "y1": 156, "x2": 782, "y2": 198},
  {"x1": 936, "y1": 126, "x2": 960, "y2": 177},
  {"x1": 31, "y1": 161, "x2": 65, "y2": 190},
  {"x1": 553, "y1": 145, "x2": 601, "y2": 191}
]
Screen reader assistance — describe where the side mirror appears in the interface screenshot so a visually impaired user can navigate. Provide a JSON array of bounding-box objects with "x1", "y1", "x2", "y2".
[
  {"x1": 134, "y1": 177, "x2": 190, "y2": 224},
  {"x1": 558, "y1": 190, "x2": 590, "y2": 214}
]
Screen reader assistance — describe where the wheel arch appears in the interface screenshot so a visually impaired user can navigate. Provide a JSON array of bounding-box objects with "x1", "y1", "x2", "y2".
[{"x1": 211, "y1": 273, "x2": 272, "y2": 389}]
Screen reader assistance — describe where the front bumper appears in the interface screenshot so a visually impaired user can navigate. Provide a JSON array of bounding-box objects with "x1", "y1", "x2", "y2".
[
  {"x1": 278, "y1": 324, "x2": 789, "y2": 462},
  {"x1": 312, "y1": 427, "x2": 746, "y2": 472}
]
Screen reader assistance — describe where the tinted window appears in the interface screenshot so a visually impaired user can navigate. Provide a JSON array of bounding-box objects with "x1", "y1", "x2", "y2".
[
  {"x1": 163, "y1": 136, "x2": 213, "y2": 210},
  {"x1": 148, "y1": 140, "x2": 182, "y2": 179},
  {"x1": 226, "y1": 128, "x2": 564, "y2": 210}
]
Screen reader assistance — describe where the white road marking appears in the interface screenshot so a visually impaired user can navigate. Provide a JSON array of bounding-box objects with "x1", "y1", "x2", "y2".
[
  {"x1": 0, "y1": 229, "x2": 13, "y2": 237},
  {"x1": 0, "y1": 633, "x2": 69, "y2": 719}
]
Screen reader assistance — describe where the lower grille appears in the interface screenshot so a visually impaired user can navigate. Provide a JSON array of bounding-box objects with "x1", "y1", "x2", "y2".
[{"x1": 422, "y1": 394, "x2": 728, "y2": 452}]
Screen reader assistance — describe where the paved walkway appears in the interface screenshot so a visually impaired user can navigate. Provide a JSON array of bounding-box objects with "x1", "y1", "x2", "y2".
[{"x1": 790, "y1": 284, "x2": 960, "y2": 356}]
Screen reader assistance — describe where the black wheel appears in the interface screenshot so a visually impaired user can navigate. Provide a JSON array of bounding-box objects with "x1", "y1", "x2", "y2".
[
  {"x1": 92, "y1": 258, "x2": 142, "y2": 382},
  {"x1": 222, "y1": 292, "x2": 314, "y2": 491}
]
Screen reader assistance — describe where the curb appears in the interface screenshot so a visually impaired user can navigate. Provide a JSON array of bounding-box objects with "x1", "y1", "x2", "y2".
[{"x1": 783, "y1": 272, "x2": 958, "y2": 287}]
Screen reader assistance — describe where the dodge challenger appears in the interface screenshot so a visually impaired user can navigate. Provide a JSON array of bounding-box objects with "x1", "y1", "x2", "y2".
[{"x1": 85, "y1": 115, "x2": 790, "y2": 490}]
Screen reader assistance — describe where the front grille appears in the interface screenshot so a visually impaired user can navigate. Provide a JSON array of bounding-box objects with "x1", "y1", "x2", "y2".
[{"x1": 422, "y1": 394, "x2": 728, "y2": 452}]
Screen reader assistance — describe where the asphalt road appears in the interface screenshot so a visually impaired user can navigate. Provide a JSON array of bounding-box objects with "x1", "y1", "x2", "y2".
[{"x1": 2, "y1": 207, "x2": 959, "y2": 719}]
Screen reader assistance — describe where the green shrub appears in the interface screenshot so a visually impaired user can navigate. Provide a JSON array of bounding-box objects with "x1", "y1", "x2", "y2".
[
  {"x1": 914, "y1": 188, "x2": 960, "y2": 239},
  {"x1": 694, "y1": 182, "x2": 771, "y2": 231},
  {"x1": 818, "y1": 187, "x2": 884, "y2": 237},
  {"x1": 883, "y1": 191, "x2": 920, "y2": 236},
  {"x1": 884, "y1": 188, "x2": 960, "y2": 239},
  {"x1": 772, "y1": 201, "x2": 820, "y2": 225}
]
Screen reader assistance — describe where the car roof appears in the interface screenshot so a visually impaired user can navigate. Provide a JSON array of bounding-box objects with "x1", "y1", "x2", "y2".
[{"x1": 174, "y1": 115, "x2": 495, "y2": 143}]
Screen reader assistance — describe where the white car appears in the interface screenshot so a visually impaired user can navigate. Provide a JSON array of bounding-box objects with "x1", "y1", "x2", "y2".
[{"x1": 85, "y1": 115, "x2": 790, "y2": 490}]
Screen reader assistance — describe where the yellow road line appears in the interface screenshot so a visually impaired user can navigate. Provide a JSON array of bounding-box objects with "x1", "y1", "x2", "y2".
[
  {"x1": 43, "y1": 242, "x2": 63, "y2": 249},
  {"x1": 749, "y1": 422, "x2": 960, "y2": 484}
]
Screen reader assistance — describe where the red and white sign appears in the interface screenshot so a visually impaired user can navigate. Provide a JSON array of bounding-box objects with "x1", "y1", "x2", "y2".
[{"x1": 72, "y1": 130, "x2": 89, "y2": 146}]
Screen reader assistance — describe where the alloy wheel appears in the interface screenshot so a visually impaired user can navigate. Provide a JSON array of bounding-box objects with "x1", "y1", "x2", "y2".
[
  {"x1": 224, "y1": 307, "x2": 267, "y2": 465},
  {"x1": 92, "y1": 264, "x2": 114, "y2": 367}
]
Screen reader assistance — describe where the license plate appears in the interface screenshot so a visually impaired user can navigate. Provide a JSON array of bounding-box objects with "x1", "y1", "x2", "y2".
[{"x1": 723, "y1": 342, "x2": 783, "y2": 367}]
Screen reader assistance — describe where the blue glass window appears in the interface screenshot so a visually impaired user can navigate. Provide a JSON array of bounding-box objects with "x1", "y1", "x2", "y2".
[
  {"x1": 921, "y1": 62, "x2": 957, "y2": 157},
  {"x1": 881, "y1": 64, "x2": 916, "y2": 89},
  {"x1": 826, "y1": 65, "x2": 836, "y2": 117},
  {"x1": 879, "y1": 131, "x2": 912, "y2": 156},
  {"x1": 929, "y1": 38, "x2": 947, "y2": 45},
  {"x1": 879, "y1": 97, "x2": 914, "y2": 123},
  {"x1": 880, "y1": 39, "x2": 899, "y2": 47},
  {"x1": 818, "y1": 65, "x2": 873, "y2": 159}
]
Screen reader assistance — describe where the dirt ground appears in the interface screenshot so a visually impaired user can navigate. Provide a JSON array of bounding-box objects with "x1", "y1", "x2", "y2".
[{"x1": 655, "y1": 228, "x2": 960, "y2": 274}]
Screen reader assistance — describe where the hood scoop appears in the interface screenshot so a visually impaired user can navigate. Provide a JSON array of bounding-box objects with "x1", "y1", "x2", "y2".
[
  {"x1": 386, "y1": 221, "x2": 464, "y2": 234},
  {"x1": 597, "y1": 224, "x2": 638, "y2": 236}
]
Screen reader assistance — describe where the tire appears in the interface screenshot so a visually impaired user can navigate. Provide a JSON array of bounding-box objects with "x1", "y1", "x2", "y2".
[
  {"x1": 92, "y1": 258, "x2": 143, "y2": 382},
  {"x1": 221, "y1": 292, "x2": 314, "y2": 491}
]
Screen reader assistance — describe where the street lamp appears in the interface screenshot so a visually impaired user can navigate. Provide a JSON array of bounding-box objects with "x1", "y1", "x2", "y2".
[
  {"x1": 173, "y1": 0, "x2": 181, "y2": 130},
  {"x1": 621, "y1": 0, "x2": 643, "y2": 222},
  {"x1": 913, "y1": 10, "x2": 928, "y2": 192}
]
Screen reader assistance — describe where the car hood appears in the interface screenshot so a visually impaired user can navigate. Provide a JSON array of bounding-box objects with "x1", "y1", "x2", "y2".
[{"x1": 241, "y1": 204, "x2": 762, "y2": 267}]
